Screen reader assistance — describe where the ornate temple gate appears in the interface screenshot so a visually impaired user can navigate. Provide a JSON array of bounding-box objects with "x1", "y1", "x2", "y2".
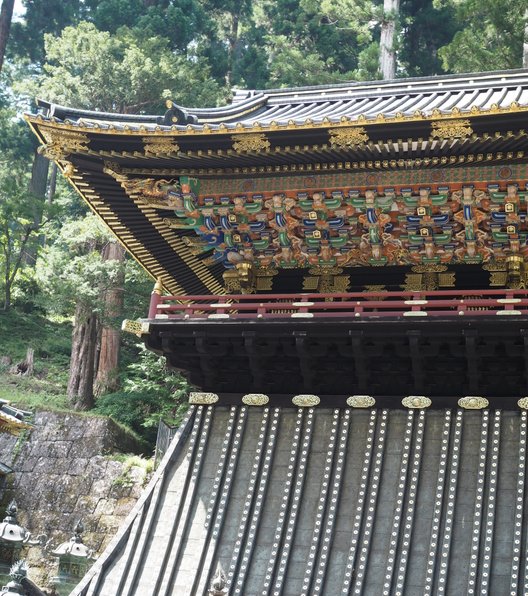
[{"x1": 28, "y1": 70, "x2": 528, "y2": 595}]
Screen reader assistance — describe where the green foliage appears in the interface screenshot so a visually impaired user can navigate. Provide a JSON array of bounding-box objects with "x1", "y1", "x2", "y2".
[
  {"x1": 435, "y1": 0, "x2": 525, "y2": 72},
  {"x1": 266, "y1": 35, "x2": 353, "y2": 87},
  {"x1": 111, "y1": 453, "x2": 154, "y2": 487},
  {"x1": 21, "y1": 21, "x2": 222, "y2": 113},
  {"x1": 94, "y1": 346, "x2": 190, "y2": 446},
  {"x1": 0, "y1": 163, "x2": 50, "y2": 310},
  {"x1": 35, "y1": 213, "x2": 120, "y2": 314},
  {"x1": 399, "y1": 0, "x2": 459, "y2": 77}
]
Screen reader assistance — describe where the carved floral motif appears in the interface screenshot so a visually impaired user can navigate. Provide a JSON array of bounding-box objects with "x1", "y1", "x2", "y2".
[
  {"x1": 518, "y1": 397, "x2": 528, "y2": 409},
  {"x1": 232, "y1": 133, "x2": 270, "y2": 152},
  {"x1": 39, "y1": 129, "x2": 90, "y2": 161},
  {"x1": 346, "y1": 395, "x2": 376, "y2": 408},
  {"x1": 121, "y1": 319, "x2": 150, "y2": 337},
  {"x1": 143, "y1": 136, "x2": 180, "y2": 155},
  {"x1": 430, "y1": 119, "x2": 473, "y2": 140},
  {"x1": 292, "y1": 394, "x2": 320, "y2": 407},
  {"x1": 189, "y1": 392, "x2": 219, "y2": 405},
  {"x1": 458, "y1": 396, "x2": 489, "y2": 409},
  {"x1": 329, "y1": 126, "x2": 369, "y2": 148},
  {"x1": 402, "y1": 396, "x2": 432, "y2": 409},
  {"x1": 242, "y1": 394, "x2": 270, "y2": 406}
]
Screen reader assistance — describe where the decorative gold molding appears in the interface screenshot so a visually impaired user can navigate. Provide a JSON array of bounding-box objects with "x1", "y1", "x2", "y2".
[
  {"x1": 38, "y1": 128, "x2": 90, "y2": 161},
  {"x1": 347, "y1": 395, "x2": 376, "y2": 408},
  {"x1": 189, "y1": 392, "x2": 219, "y2": 405},
  {"x1": 143, "y1": 136, "x2": 180, "y2": 155},
  {"x1": 518, "y1": 397, "x2": 528, "y2": 409},
  {"x1": 402, "y1": 396, "x2": 432, "y2": 409},
  {"x1": 232, "y1": 133, "x2": 270, "y2": 152},
  {"x1": 242, "y1": 394, "x2": 270, "y2": 406},
  {"x1": 431, "y1": 119, "x2": 473, "y2": 140},
  {"x1": 25, "y1": 99, "x2": 528, "y2": 139},
  {"x1": 329, "y1": 126, "x2": 369, "y2": 148},
  {"x1": 292, "y1": 394, "x2": 320, "y2": 407},
  {"x1": 458, "y1": 396, "x2": 489, "y2": 409},
  {"x1": 411, "y1": 264, "x2": 448, "y2": 274},
  {"x1": 121, "y1": 319, "x2": 150, "y2": 337}
]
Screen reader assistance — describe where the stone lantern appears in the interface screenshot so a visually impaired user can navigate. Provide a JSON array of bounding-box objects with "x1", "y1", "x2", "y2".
[
  {"x1": 51, "y1": 521, "x2": 94, "y2": 591},
  {"x1": 0, "y1": 560, "x2": 28, "y2": 596},
  {"x1": 0, "y1": 503, "x2": 30, "y2": 568}
]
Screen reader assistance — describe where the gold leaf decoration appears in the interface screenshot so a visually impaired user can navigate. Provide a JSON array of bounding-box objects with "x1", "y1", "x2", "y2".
[
  {"x1": 430, "y1": 119, "x2": 473, "y2": 140},
  {"x1": 402, "y1": 396, "x2": 432, "y2": 409},
  {"x1": 242, "y1": 394, "x2": 270, "y2": 406},
  {"x1": 189, "y1": 392, "x2": 219, "y2": 405},
  {"x1": 39, "y1": 129, "x2": 90, "y2": 161},
  {"x1": 329, "y1": 126, "x2": 369, "y2": 148},
  {"x1": 517, "y1": 397, "x2": 528, "y2": 409},
  {"x1": 121, "y1": 319, "x2": 150, "y2": 337},
  {"x1": 292, "y1": 394, "x2": 320, "y2": 407},
  {"x1": 143, "y1": 136, "x2": 180, "y2": 155},
  {"x1": 458, "y1": 396, "x2": 489, "y2": 410},
  {"x1": 232, "y1": 133, "x2": 270, "y2": 152},
  {"x1": 346, "y1": 395, "x2": 376, "y2": 408}
]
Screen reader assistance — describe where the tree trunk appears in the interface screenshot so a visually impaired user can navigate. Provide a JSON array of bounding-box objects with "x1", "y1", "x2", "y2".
[
  {"x1": 46, "y1": 162, "x2": 57, "y2": 204},
  {"x1": 524, "y1": 8, "x2": 528, "y2": 68},
  {"x1": 379, "y1": 0, "x2": 400, "y2": 79},
  {"x1": 0, "y1": 0, "x2": 14, "y2": 74},
  {"x1": 94, "y1": 242, "x2": 126, "y2": 397},
  {"x1": 27, "y1": 150, "x2": 49, "y2": 262},
  {"x1": 67, "y1": 302, "x2": 98, "y2": 410},
  {"x1": 225, "y1": 13, "x2": 239, "y2": 88}
]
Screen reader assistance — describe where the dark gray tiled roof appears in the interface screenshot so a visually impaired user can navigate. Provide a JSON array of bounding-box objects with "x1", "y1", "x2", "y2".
[
  {"x1": 35, "y1": 69, "x2": 528, "y2": 133},
  {"x1": 72, "y1": 405, "x2": 527, "y2": 595}
]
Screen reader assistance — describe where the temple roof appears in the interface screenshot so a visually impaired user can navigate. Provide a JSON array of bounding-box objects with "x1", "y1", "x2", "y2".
[
  {"x1": 33, "y1": 69, "x2": 528, "y2": 133},
  {"x1": 71, "y1": 404, "x2": 528, "y2": 596},
  {"x1": 25, "y1": 69, "x2": 528, "y2": 295}
]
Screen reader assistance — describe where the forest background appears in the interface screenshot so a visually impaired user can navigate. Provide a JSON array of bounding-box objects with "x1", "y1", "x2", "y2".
[{"x1": 0, "y1": 0, "x2": 527, "y2": 448}]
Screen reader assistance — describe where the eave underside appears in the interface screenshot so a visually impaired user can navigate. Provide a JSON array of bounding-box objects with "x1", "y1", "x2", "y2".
[{"x1": 26, "y1": 109, "x2": 528, "y2": 295}]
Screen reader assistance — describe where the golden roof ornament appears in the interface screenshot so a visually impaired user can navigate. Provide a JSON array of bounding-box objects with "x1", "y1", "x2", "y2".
[
  {"x1": 143, "y1": 136, "x2": 180, "y2": 155},
  {"x1": 518, "y1": 397, "x2": 528, "y2": 409},
  {"x1": 232, "y1": 133, "x2": 270, "y2": 152},
  {"x1": 430, "y1": 119, "x2": 473, "y2": 140},
  {"x1": 346, "y1": 395, "x2": 376, "y2": 408},
  {"x1": 329, "y1": 126, "x2": 369, "y2": 148},
  {"x1": 121, "y1": 319, "x2": 150, "y2": 337},
  {"x1": 292, "y1": 394, "x2": 320, "y2": 407},
  {"x1": 458, "y1": 396, "x2": 489, "y2": 409},
  {"x1": 402, "y1": 396, "x2": 432, "y2": 409},
  {"x1": 189, "y1": 392, "x2": 219, "y2": 405},
  {"x1": 38, "y1": 129, "x2": 90, "y2": 161},
  {"x1": 242, "y1": 394, "x2": 269, "y2": 406}
]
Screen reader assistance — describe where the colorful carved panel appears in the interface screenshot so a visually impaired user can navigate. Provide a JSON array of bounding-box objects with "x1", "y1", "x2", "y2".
[{"x1": 123, "y1": 177, "x2": 528, "y2": 273}]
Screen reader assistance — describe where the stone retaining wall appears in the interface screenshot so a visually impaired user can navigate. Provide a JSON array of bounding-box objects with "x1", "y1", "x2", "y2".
[{"x1": 0, "y1": 410, "x2": 149, "y2": 591}]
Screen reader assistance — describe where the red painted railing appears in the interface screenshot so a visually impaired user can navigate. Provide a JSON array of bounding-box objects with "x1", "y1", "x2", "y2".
[{"x1": 148, "y1": 288, "x2": 528, "y2": 321}]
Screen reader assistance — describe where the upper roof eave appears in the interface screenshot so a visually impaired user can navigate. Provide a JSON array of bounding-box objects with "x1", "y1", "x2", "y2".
[{"x1": 27, "y1": 68, "x2": 528, "y2": 138}]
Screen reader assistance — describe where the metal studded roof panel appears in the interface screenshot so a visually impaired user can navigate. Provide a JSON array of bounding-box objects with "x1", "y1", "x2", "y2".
[{"x1": 72, "y1": 405, "x2": 528, "y2": 596}]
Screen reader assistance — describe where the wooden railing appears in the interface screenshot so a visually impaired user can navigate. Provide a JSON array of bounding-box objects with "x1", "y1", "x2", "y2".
[{"x1": 147, "y1": 288, "x2": 528, "y2": 321}]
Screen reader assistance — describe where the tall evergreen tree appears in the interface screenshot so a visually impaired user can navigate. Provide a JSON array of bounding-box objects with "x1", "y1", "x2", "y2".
[{"x1": 0, "y1": 0, "x2": 14, "y2": 73}]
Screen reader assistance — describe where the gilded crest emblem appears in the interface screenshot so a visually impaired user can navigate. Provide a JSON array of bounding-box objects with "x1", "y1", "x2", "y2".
[
  {"x1": 232, "y1": 133, "x2": 270, "y2": 152},
  {"x1": 346, "y1": 395, "x2": 376, "y2": 408},
  {"x1": 189, "y1": 392, "x2": 219, "y2": 405},
  {"x1": 143, "y1": 136, "x2": 180, "y2": 155},
  {"x1": 458, "y1": 396, "x2": 489, "y2": 409},
  {"x1": 292, "y1": 394, "x2": 320, "y2": 407},
  {"x1": 329, "y1": 126, "x2": 369, "y2": 148},
  {"x1": 430, "y1": 119, "x2": 473, "y2": 140}
]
